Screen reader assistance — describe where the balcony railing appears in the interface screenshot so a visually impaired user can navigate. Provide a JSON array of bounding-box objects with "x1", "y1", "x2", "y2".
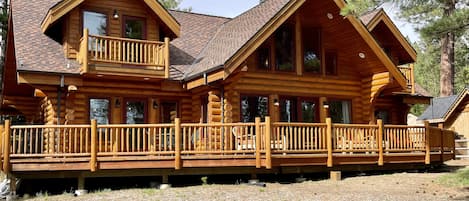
[
  {"x1": 77, "y1": 29, "x2": 170, "y2": 78},
  {"x1": 398, "y1": 65, "x2": 415, "y2": 94},
  {"x1": 0, "y1": 118, "x2": 455, "y2": 173}
]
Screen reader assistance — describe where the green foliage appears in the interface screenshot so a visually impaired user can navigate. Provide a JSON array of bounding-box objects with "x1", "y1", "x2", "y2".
[
  {"x1": 158, "y1": 0, "x2": 192, "y2": 12},
  {"x1": 438, "y1": 167, "x2": 469, "y2": 188}
]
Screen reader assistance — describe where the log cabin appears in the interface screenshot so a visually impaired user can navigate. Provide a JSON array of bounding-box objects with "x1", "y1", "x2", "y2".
[{"x1": 0, "y1": 0, "x2": 455, "y2": 192}]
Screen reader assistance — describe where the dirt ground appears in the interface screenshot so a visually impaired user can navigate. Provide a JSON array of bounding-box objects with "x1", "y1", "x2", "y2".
[{"x1": 22, "y1": 160, "x2": 469, "y2": 201}]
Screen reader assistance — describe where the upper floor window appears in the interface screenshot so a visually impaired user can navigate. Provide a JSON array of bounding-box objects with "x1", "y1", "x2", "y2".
[
  {"x1": 325, "y1": 51, "x2": 337, "y2": 75},
  {"x1": 275, "y1": 24, "x2": 295, "y2": 71},
  {"x1": 83, "y1": 11, "x2": 107, "y2": 36},
  {"x1": 303, "y1": 28, "x2": 321, "y2": 73},
  {"x1": 258, "y1": 46, "x2": 271, "y2": 70},
  {"x1": 124, "y1": 16, "x2": 146, "y2": 40}
]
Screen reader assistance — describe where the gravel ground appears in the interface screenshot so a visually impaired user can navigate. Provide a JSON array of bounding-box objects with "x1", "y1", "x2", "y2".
[{"x1": 22, "y1": 161, "x2": 469, "y2": 201}]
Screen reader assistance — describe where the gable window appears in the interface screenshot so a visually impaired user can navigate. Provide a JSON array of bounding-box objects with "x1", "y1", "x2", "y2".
[
  {"x1": 325, "y1": 51, "x2": 338, "y2": 75},
  {"x1": 329, "y1": 100, "x2": 351, "y2": 124},
  {"x1": 258, "y1": 46, "x2": 271, "y2": 70},
  {"x1": 303, "y1": 28, "x2": 321, "y2": 73},
  {"x1": 83, "y1": 11, "x2": 107, "y2": 36},
  {"x1": 89, "y1": 98, "x2": 110, "y2": 124},
  {"x1": 275, "y1": 24, "x2": 295, "y2": 71},
  {"x1": 241, "y1": 95, "x2": 269, "y2": 122}
]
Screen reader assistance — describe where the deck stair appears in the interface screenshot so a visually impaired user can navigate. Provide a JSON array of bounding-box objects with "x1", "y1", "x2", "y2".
[{"x1": 455, "y1": 136, "x2": 469, "y2": 160}]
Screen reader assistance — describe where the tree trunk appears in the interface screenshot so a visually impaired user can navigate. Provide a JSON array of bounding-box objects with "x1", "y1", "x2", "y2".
[{"x1": 439, "y1": 1, "x2": 456, "y2": 97}]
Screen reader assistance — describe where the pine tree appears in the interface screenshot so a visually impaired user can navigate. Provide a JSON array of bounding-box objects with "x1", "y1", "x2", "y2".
[
  {"x1": 158, "y1": 0, "x2": 192, "y2": 11},
  {"x1": 343, "y1": 0, "x2": 469, "y2": 97}
]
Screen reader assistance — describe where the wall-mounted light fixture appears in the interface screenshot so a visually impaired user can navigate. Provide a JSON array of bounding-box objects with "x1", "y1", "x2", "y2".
[
  {"x1": 274, "y1": 99, "x2": 280, "y2": 107},
  {"x1": 323, "y1": 101, "x2": 329, "y2": 109},
  {"x1": 115, "y1": 98, "x2": 121, "y2": 108},
  {"x1": 152, "y1": 99, "x2": 159, "y2": 109},
  {"x1": 327, "y1": 13, "x2": 334, "y2": 20},
  {"x1": 113, "y1": 9, "x2": 119, "y2": 19}
]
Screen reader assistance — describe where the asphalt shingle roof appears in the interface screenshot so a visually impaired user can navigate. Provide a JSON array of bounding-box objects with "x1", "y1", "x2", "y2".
[
  {"x1": 184, "y1": 0, "x2": 292, "y2": 80},
  {"x1": 11, "y1": 0, "x2": 80, "y2": 74},
  {"x1": 419, "y1": 95, "x2": 458, "y2": 121}
]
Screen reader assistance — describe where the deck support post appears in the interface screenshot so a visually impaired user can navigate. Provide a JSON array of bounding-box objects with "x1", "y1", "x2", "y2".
[
  {"x1": 377, "y1": 119, "x2": 384, "y2": 166},
  {"x1": 162, "y1": 175, "x2": 169, "y2": 184},
  {"x1": 265, "y1": 117, "x2": 272, "y2": 169},
  {"x1": 326, "y1": 118, "x2": 333, "y2": 167},
  {"x1": 90, "y1": 119, "x2": 98, "y2": 172},
  {"x1": 3, "y1": 120, "x2": 11, "y2": 173},
  {"x1": 7, "y1": 174, "x2": 16, "y2": 199},
  {"x1": 424, "y1": 121, "x2": 431, "y2": 165},
  {"x1": 255, "y1": 117, "x2": 261, "y2": 168},
  {"x1": 175, "y1": 118, "x2": 181, "y2": 170},
  {"x1": 330, "y1": 171, "x2": 341, "y2": 181},
  {"x1": 77, "y1": 176, "x2": 85, "y2": 190}
]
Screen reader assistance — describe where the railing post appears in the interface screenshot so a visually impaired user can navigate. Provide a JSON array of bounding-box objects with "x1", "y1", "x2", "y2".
[
  {"x1": 3, "y1": 120, "x2": 10, "y2": 173},
  {"x1": 82, "y1": 28, "x2": 89, "y2": 74},
  {"x1": 175, "y1": 118, "x2": 181, "y2": 170},
  {"x1": 90, "y1": 119, "x2": 97, "y2": 172},
  {"x1": 326, "y1": 118, "x2": 333, "y2": 168},
  {"x1": 0, "y1": 125, "x2": 4, "y2": 171},
  {"x1": 424, "y1": 121, "x2": 431, "y2": 165},
  {"x1": 377, "y1": 119, "x2": 384, "y2": 166},
  {"x1": 265, "y1": 117, "x2": 272, "y2": 169},
  {"x1": 410, "y1": 63, "x2": 415, "y2": 94},
  {"x1": 255, "y1": 117, "x2": 261, "y2": 169},
  {"x1": 164, "y1": 37, "x2": 170, "y2": 79}
]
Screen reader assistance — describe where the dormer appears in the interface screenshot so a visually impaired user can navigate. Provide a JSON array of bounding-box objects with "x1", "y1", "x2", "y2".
[{"x1": 41, "y1": 0, "x2": 180, "y2": 79}]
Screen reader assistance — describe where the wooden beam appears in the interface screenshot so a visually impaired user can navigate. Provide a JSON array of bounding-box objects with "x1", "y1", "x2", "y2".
[
  {"x1": 186, "y1": 70, "x2": 224, "y2": 90},
  {"x1": 18, "y1": 72, "x2": 83, "y2": 86},
  {"x1": 295, "y1": 13, "x2": 303, "y2": 76}
]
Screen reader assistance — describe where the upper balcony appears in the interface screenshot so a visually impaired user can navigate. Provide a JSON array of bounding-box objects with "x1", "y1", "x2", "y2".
[
  {"x1": 398, "y1": 65, "x2": 415, "y2": 94},
  {"x1": 77, "y1": 29, "x2": 170, "y2": 79}
]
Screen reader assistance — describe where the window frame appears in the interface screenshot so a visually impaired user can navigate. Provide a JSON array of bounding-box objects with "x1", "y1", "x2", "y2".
[
  {"x1": 88, "y1": 97, "x2": 111, "y2": 125},
  {"x1": 123, "y1": 98, "x2": 148, "y2": 124},
  {"x1": 274, "y1": 23, "x2": 296, "y2": 72},
  {"x1": 328, "y1": 99, "x2": 352, "y2": 124},
  {"x1": 240, "y1": 94, "x2": 270, "y2": 123},
  {"x1": 122, "y1": 15, "x2": 147, "y2": 40},
  {"x1": 279, "y1": 96, "x2": 320, "y2": 123},
  {"x1": 81, "y1": 9, "x2": 110, "y2": 37},
  {"x1": 302, "y1": 27, "x2": 322, "y2": 74}
]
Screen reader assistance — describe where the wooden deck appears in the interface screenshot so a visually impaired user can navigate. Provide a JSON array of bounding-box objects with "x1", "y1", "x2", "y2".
[{"x1": 0, "y1": 117, "x2": 455, "y2": 177}]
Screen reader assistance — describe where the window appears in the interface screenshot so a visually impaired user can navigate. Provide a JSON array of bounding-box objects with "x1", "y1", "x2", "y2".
[
  {"x1": 275, "y1": 24, "x2": 295, "y2": 71},
  {"x1": 241, "y1": 95, "x2": 269, "y2": 122},
  {"x1": 83, "y1": 11, "x2": 107, "y2": 36},
  {"x1": 375, "y1": 110, "x2": 391, "y2": 124},
  {"x1": 258, "y1": 46, "x2": 271, "y2": 70},
  {"x1": 126, "y1": 100, "x2": 146, "y2": 124},
  {"x1": 303, "y1": 28, "x2": 321, "y2": 73},
  {"x1": 280, "y1": 97, "x2": 318, "y2": 123},
  {"x1": 124, "y1": 16, "x2": 145, "y2": 40},
  {"x1": 161, "y1": 101, "x2": 178, "y2": 123},
  {"x1": 301, "y1": 100, "x2": 318, "y2": 123},
  {"x1": 89, "y1": 99, "x2": 110, "y2": 125},
  {"x1": 280, "y1": 98, "x2": 298, "y2": 122},
  {"x1": 325, "y1": 51, "x2": 337, "y2": 75},
  {"x1": 329, "y1": 100, "x2": 351, "y2": 124}
]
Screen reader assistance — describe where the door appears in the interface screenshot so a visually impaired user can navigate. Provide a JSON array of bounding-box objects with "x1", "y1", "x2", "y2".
[{"x1": 125, "y1": 99, "x2": 147, "y2": 124}]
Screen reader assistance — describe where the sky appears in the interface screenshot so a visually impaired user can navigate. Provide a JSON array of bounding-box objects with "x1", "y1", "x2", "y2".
[{"x1": 178, "y1": 0, "x2": 419, "y2": 42}]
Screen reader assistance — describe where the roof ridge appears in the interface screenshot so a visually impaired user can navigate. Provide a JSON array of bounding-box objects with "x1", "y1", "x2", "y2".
[{"x1": 169, "y1": 9, "x2": 232, "y2": 20}]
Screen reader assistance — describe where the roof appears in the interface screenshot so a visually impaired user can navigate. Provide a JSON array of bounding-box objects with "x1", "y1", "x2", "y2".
[
  {"x1": 11, "y1": 0, "x2": 80, "y2": 74},
  {"x1": 184, "y1": 0, "x2": 292, "y2": 80},
  {"x1": 359, "y1": 9, "x2": 381, "y2": 25},
  {"x1": 419, "y1": 88, "x2": 469, "y2": 122},
  {"x1": 169, "y1": 11, "x2": 230, "y2": 80}
]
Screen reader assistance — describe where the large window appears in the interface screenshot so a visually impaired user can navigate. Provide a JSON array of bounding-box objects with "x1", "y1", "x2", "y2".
[
  {"x1": 325, "y1": 51, "x2": 338, "y2": 75},
  {"x1": 241, "y1": 95, "x2": 269, "y2": 122},
  {"x1": 275, "y1": 24, "x2": 295, "y2": 71},
  {"x1": 303, "y1": 28, "x2": 321, "y2": 73},
  {"x1": 258, "y1": 46, "x2": 271, "y2": 70},
  {"x1": 126, "y1": 99, "x2": 146, "y2": 124},
  {"x1": 83, "y1": 11, "x2": 107, "y2": 36},
  {"x1": 280, "y1": 97, "x2": 318, "y2": 123},
  {"x1": 329, "y1": 100, "x2": 351, "y2": 124},
  {"x1": 89, "y1": 98, "x2": 110, "y2": 125}
]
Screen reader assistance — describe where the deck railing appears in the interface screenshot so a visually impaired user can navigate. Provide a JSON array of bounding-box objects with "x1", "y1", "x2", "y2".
[
  {"x1": 77, "y1": 29, "x2": 170, "y2": 78},
  {"x1": 0, "y1": 117, "x2": 456, "y2": 173}
]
